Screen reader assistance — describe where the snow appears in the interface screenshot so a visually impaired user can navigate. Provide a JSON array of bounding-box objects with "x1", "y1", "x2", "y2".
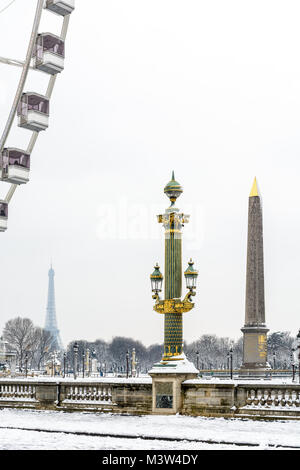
[
  {"x1": 0, "y1": 376, "x2": 297, "y2": 386},
  {"x1": 0, "y1": 408, "x2": 299, "y2": 450},
  {"x1": 149, "y1": 353, "x2": 198, "y2": 375},
  {"x1": 0, "y1": 428, "x2": 250, "y2": 450},
  {"x1": 184, "y1": 377, "x2": 299, "y2": 385},
  {"x1": 0, "y1": 397, "x2": 36, "y2": 402},
  {"x1": 0, "y1": 377, "x2": 152, "y2": 384},
  {"x1": 1, "y1": 374, "x2": 298, "y2": 387}
]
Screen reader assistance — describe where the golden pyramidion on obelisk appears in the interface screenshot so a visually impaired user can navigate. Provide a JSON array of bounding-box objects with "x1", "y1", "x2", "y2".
[{"x1": 249, "y1": 177, "x2": 259, "y2": 197}]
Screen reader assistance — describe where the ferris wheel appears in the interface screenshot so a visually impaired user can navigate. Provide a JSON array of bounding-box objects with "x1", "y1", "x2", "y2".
[{"x1": 0, "y1": 0, "x2": 75, "y2": 232}]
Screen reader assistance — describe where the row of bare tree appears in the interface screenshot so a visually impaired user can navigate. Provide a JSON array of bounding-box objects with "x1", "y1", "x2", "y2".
[
  {"x1": 65, "y1": 332, "x2": 297, "y2": 374},
  {"x1": 2, "y1": 316, "x2": 298, "y2": 373}
]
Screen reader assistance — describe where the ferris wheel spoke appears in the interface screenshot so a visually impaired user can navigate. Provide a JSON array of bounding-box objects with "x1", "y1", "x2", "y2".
[
  {"x1": 0, "y1": 56, "x2": 24, "y2": 68},
  {"x1": 5, "y1": 183, "x2": 17, "y2": 204},
  {"x1": 0, "y1": 55, "x2": 53, "y2": 74}
]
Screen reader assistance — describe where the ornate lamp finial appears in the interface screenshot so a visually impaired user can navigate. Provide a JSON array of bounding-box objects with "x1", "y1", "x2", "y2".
[{"x1": 164, "y1": 171, "x2": 183, "y2": 206}]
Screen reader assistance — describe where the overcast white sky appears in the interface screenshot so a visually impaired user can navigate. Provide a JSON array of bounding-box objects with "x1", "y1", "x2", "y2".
[{"x1": 0, "y1": 0, "x2": 300, "y2": 347}]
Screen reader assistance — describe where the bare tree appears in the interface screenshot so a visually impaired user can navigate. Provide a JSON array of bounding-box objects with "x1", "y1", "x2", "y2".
[
  {"x1": 34, "y1": 328, "x2": 54, "y2": 370},
  {"x1": 268, "y1": 332, "x2": 295, "y2": 369},
  {"x1": 3, "y1": 317, "x2": 36, "y2": 371}
]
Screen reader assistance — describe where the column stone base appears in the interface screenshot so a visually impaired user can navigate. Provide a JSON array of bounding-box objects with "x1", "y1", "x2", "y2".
[{"x1": 149, "y1": 354, "x2": 198, "y2": 414}]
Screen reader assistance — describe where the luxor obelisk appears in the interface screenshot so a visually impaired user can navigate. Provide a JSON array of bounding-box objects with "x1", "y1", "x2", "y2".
[{"x1": 239, "y1": 178, "x2": 271, "y2": 375}]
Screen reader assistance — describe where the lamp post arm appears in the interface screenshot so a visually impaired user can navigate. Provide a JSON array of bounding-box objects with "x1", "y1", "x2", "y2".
[
  {"x1": 183, "y1": 289, "x2": 196, "y2": 303},
  {"x1": 152, "y1": 292, "x2": 161, "y2": 301}
]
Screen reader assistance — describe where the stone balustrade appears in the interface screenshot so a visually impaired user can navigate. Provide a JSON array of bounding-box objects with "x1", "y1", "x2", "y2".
[
  {"x1": 236, "y1": 385, "x2": 300, "y2": 417},
  {"x1": 58, "y1": 380, "x2": 153, "y2": 414},
  {"x1": 62, "y1": 384, "x2": 112, "y2": 405},
  {"x1": 0, "y1": 378, "x2": 299, "y2": 418},
  {"x1": 182, "y1": 381, "x2": 300, "y2": 417},
  {"x1": 0, "y1": 383, "x2": 36, "y2": 402},
  {"x1": 244, "y1": 387, "x2": 300, "y2": 408},
  {"x1": 0, "y1": 378, "x2": 153, "y2": 414}
]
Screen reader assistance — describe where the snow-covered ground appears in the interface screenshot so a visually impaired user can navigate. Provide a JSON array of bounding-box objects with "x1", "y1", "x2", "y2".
[
  {"x1": 0, "y1": 409, "x2": 299, "y2": 450},
  {"x1": 0, "y1": 428, "x2": 251, "y2": 450}
]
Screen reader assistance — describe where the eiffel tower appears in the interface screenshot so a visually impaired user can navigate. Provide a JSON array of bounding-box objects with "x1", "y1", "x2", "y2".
[{"x1": 45, "y1": 265, "x2": 63, "y2": 351}]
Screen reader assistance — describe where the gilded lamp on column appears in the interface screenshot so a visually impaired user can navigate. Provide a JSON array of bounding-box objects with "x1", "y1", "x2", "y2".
[
  {"x1": 150, "y1": 263, "x2": 163, "y2": 300},
  {"x1": 150, "y1": 172, "x2": 198, "y2": 362}
]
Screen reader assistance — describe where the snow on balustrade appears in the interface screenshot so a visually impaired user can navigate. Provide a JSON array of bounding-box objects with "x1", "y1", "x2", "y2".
[
  {"x1": 63, "y1": 384, "x2": 112, "y2": 404},
  {"x1": 243, "y1": 388, "x2": 300, "y2": 409},
  {"x1": 0, "y1": 384, "x2": 36, "y2": 401}
]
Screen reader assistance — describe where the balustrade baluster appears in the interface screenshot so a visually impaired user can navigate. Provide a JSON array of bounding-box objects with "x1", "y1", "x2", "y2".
[
  {"x1": 266, "y1": 389, "x2": 272, "y2": 406},
  {"x1": 280, "y1": 389, "x2": 286, "y2": 407},
  {"x1": 259, "y1": 389, "x2": 266, "y2": 406},
  {"x1": 253, "y1": 389, "x2": 259, "y2": 406},
  {"x1": 287, "y1": 389, "x2": 293, "y2": 407},
  {"x1": 274, "y1": 389, "x2": 279, "y2": 406},
  {"x1": 295, "y1": 390, "x2": 300, "y2": 407}
]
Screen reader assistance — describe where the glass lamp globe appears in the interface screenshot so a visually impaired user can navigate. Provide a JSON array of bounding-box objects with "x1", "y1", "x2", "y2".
[
  {"x1": 150, "y1": 263, "x2": 163, "y2": 293},
  {"x1": 184, "y1": 259, "x2": 198, "y2": 290}
]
